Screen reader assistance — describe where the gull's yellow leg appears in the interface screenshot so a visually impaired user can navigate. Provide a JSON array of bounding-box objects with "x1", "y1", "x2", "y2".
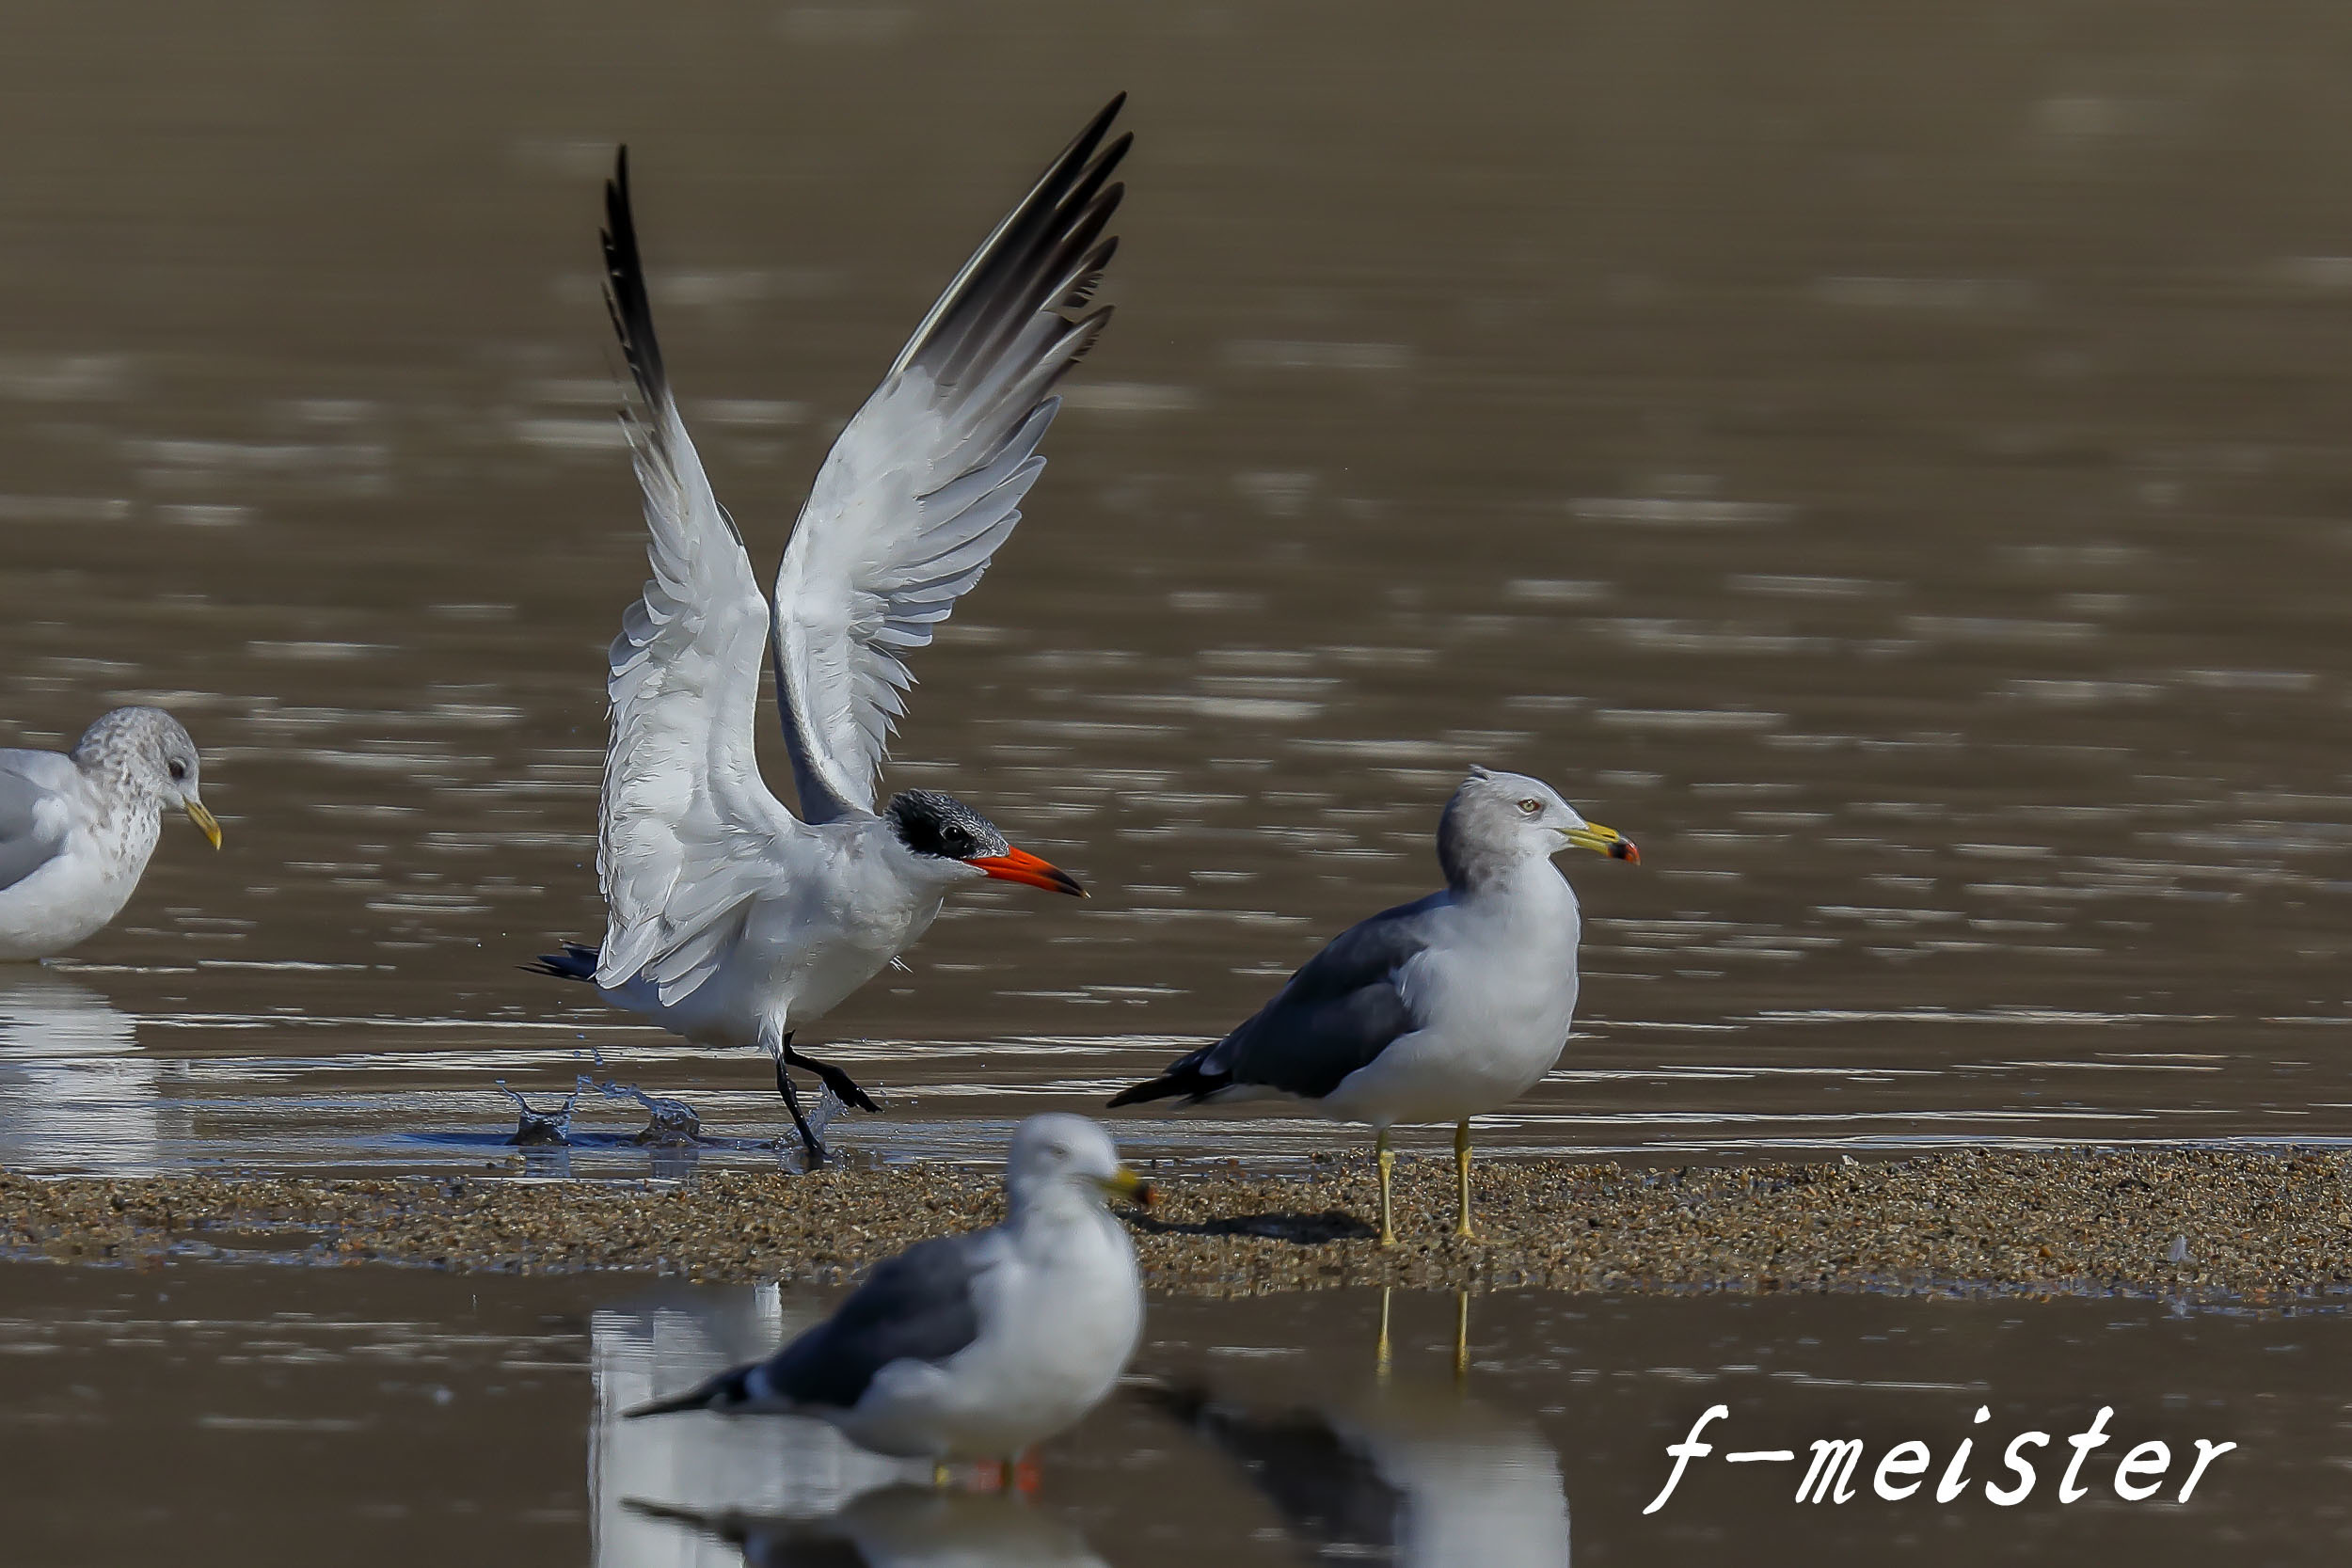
[
  {"x1": 1375, "y1": 1127, "x2": 1396, "y2": 1247},
  {"x1": 1375, "y1": 1285, "x2": 1393, "y2": 1381},
  {"x1": 1454, "y1": 1119, "x2": 1475, "y2": 1239},
  {"x1": 932, "y1": 1463, "x2": 951, "y2": 1488},
  {"x1": 1454, "y1": 1290, "x2": 1470, "y2": 1383}
]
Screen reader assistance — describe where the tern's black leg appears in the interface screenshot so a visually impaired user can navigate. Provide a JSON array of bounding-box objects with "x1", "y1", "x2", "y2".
[
  {"x1": 773, "y1": 1053, "x2": 827, "y2": 1166},
  {"x1": 780, "y1": 1041, "x2": 880, "y2": 1114}
]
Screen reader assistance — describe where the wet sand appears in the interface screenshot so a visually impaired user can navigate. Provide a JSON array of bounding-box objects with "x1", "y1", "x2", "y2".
[{"x1": 5, "y1": 1147, "x2": 2346, "y2": 1304}]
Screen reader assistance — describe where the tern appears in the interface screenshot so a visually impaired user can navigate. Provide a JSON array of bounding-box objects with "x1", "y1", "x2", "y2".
[
  {"x1": 1110, "y1": 767, "x2": 1637, "y2": 1243},
  {"x1": 533, "y1": 100, "x2": 1127, "y2": 1160}
]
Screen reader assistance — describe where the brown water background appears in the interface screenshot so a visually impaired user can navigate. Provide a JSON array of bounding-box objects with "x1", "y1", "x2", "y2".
[
  {"x1": 2, "y1": 1, "x2": 2350, "y2": 1171},
  {"x1": 7, "y1": 1264, "x2": 2346, "y2": 1566}
]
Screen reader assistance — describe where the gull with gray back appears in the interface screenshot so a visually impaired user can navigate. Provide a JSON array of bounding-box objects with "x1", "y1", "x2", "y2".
[
  {"x1": 0, "y1": 706, "x2": 221, "y2": 963},
  {"x1": 627, "y1": 1114, "x2": 1149, "y2": 1468},
  {"x1": 1111, "y1": 767, "x2": 1637, "y2": 1243}
]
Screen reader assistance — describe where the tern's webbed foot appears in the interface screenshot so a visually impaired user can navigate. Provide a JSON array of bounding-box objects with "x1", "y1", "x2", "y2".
[
  {"x1": 784, "y1": 1047, "x2": 879, "y2": 1115},
  {"x1": 774, "y1": 1057, "x2": 830, "y2": 1167}
]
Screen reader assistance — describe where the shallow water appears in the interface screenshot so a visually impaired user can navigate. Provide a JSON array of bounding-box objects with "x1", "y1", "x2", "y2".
[
  {"x1": 1, "y1": 1259, "x2": 2344, "y2": 1564},
  {"x1": 2, "y1": 3, "x2": 2349, "y2": 1174}
]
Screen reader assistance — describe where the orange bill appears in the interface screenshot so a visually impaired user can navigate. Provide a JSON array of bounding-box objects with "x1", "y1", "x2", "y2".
[{"x1": 965, "y1": 846, "x2": 1086, "y2": 896}]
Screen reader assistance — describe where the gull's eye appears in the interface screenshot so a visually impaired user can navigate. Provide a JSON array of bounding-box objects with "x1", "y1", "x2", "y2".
[
  {"x1": 1518, "y1": 798, "x2": 1542, "y2": 816},
  {"x1": 168, "y1": 760, "x2": 188, "y2": 783}
]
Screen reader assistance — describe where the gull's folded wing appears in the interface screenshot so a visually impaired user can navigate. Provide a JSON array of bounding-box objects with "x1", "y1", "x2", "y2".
[
  {"x1": 763, "y1": 1229, "x2": 993, "y2": 1408},
  {"x1": 0, "y1": 753, "x2": 76, "y2": 893},
  {"x1": 595, "y1": 152, "x2": 798, "y2": 1001},
  {"x1": 1203, "y1": 895, "x2": 1444, "y2": 1100},
  {"x1": 771, "y1": 96, "x2": 1129, "y2": 821}
]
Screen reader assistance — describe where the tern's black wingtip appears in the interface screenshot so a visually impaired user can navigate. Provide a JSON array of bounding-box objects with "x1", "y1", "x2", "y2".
[
  {"x1": 604, "y1": 146, "x2": 633, "y2": 223},
  {"x1": 1069, "y1": 94, "x2": 1127, "y2": 159}
]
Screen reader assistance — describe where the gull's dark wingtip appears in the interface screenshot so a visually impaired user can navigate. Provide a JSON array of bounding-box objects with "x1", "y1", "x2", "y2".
[{"x1": 1106, "y1": 1071, "x2": 1187, "y2": 1109}]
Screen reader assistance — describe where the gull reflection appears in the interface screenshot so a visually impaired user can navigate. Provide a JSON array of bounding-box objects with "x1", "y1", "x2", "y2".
[
  {"x1": 591, "y1": 1287, "x2": 1106, "y2": 1568},
  {"x1": 0, "y1": 974, "x2": 181, "y2": 1172},
  {"x1": 625, "y1": 1488, "x2": 1111, "y2": 1568},
  {"x1": 1155, "y1": 1291, "x2": 1572, "y2": 1566},
  {"x1": 592, "y1": 1286, "x2": 914, "y2": 1567}
]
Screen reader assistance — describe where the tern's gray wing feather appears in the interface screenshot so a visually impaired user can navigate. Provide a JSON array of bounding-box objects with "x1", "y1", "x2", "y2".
[
  {"x1": 0, "y1": 752, "x2": 77, "y2": 893},
  {"x1": 764, "y1": 1230, "x2": 995, "y2": 1410},
  {"x1": 1106, "y1": 894, "x2": 1441, "y2": 1108},
  {"x1": 593, "y1": 152, "x2": 800, "y2": 1002},
  {"x1": 772, "y1": 97, "x2": 1127, "y2": 821}
]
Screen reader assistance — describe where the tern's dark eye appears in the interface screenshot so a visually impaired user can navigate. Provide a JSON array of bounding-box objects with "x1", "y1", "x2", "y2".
[{"x1": 1518, "y1": 798, "x2": 1542, "y2": 816}]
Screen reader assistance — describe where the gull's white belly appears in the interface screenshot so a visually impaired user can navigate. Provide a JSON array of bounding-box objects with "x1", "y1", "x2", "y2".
[
  {"x1": 1316, "y1": 1018, "x2": 1570, "y2": 1128},
  {"x1": 838, "y1": 1216, "x2": 1141, "y2": 1460},
  {"x1": 1319, "y1": 920, "x2": 1581, "y2": 1129},
  {"x1": 0, "y1": 816, "x2": 158, "y2": 963}
]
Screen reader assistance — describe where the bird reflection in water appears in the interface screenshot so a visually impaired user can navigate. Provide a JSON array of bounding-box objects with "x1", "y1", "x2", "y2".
[
  {"x1": 591, "y1": 1282, "x2": 1110, "y2": 1568},
  {"x1": 0, "y1": 974, "x2": 180, "y2": 1171},
  {"x1": 625, "y1": 1487, "x2": 1110, "y2": 1568},
  {"x1": 1153, "y1": 1289, "x2": 1573, "y2": 1566}
]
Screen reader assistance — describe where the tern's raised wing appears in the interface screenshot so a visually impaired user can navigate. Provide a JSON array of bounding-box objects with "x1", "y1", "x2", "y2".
[
  {"x1": 772, "y1": 96, "x2": 1128, "y2": 821},
  {"x1": 594, "y1": 152, "x2": 797, "y2": 1002}
]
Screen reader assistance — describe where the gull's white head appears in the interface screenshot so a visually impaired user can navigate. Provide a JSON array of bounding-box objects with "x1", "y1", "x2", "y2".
[
  {"x1": 1005, "y1": 1113, "x2": 1151, "y2": 1212},
  {"x1": 1438, "y1": 766, "x2": 1636, "y2": 890},
  {"x1": 72, "y1": 706, "x2": 223, "y2": 849},
  {"x1": 883, "y1": 790, "x2": 1085, "y2": 897}
]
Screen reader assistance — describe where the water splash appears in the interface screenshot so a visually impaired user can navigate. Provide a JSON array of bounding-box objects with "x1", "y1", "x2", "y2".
[
  {"x1": 495, "y1": 1078, "x2": 579, "y2": 1145},
  {"x1": 588, "y1": 1075, "x2": 703, "y2": 1147},
  {"x1": 495, "y1": 1073, "x2": 702, "y2": 1147},
  {"x1": 802, "y1": 1086, "x2": 846, "y2": 1148}
]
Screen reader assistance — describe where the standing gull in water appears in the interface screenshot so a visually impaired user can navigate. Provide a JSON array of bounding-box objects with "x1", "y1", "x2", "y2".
[
  {"x1": 532, "y1": 99, "x2": 1128, "y2": 1161},
  {"x1": 628, "y1": 1114, "x2": 1148, "y2": 1470},
  {"x1": 1110, "y1": 767, "x2": 1637, "y2": 1244},
  {"x1": 0, "y1": 707, "x2": 222, "y2": 962}
]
